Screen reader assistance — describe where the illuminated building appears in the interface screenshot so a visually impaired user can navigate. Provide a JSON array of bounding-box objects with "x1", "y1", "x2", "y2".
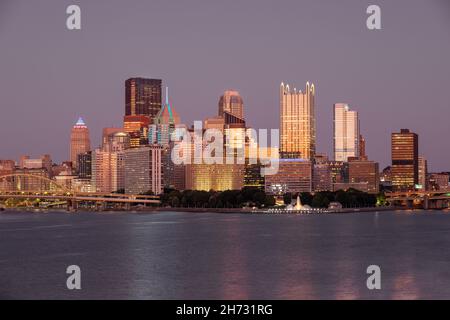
[
  {"x1": 429, "y1": 173, "x2": 449, "y2": 191},
  {"x1": 149, "y1": 87, "x2": 181, "y2": 147},
  {"x1": 333, "y1": 103, "x2": 360, "y2": 162},
  {"x1": 280, "y1": 82, "x2": 315, "y2": 159},
  {"x1": 391, "y1": 129, "x2": 418, "y2": 191},
  {"x1": 264, "y1": 159, "x2": 312, "y2": 194},
  {"x1": 123, "y1": 115, "x2": 150, "y2": 147},
  {"x1": 123, "y1": 145, "x2": 163, "y2": 195},
  {"x1": 185, "y1": 162, "x2": 244, "y2": 191},
  {"x1": 348, "y1": 159, "x2": 379, "y2": 193},
  {"x1": 103, "y1": 132, "x2": 130, "y2": 152},
  {"x1": 418, "y1": 156, "x2": 428, "y2": 191},
  {"x1": 70, "y1": 117, "x2": 91, "y2": 170},
  {"x1": 91, "y1": 149, "x2": 124, "y2": 193},
  {"x1": 12, "y1": 168, "x2": 50, "y2": 191},
  {"x1": 102, "y1": 128, "x2": 124, "y2": 149},
  {"x1": 125, "y1": 78, "x2": 162, "y2": 119},
  {"x1": 218, "y1": 90, "x2": 244, "y2": 119},
  {"x1": 0, "y1": 160, "x2": 15, "y2": 175},
  {"x1": 313, "y1": 154, "x2": 332, "y2": 192},
  {"x1": 0, "y1": 160, "x2": 15, "y2": 191},
  {"x1": 329, "y1": 161, "x2": 348, "y2": 184},
  {"x1": 77, "y1": 151, "x2": 92, "y2": 179}
]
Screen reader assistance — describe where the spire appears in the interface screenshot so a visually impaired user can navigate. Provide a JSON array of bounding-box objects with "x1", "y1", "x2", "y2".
[
  {"x1": 165, "y1": 86, "x2": 169, "y2": 105},
  {"x1": 74, "y1": 117, "x2": 87, "y2": 128}
]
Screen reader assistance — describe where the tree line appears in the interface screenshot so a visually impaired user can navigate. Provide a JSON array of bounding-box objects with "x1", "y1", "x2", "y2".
[{"x1": 160, "y1": 187, "x2": 378, "y2": 209}]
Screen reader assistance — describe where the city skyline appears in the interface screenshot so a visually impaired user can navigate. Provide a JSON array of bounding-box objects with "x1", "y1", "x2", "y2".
[{"x1": 0, "y1": 1, "x2": 450, "y2": 171}]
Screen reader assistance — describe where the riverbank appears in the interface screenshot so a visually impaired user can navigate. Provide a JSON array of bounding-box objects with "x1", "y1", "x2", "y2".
[{"x1": 0, "y1": 206, "x2": 438, "y2": 215}]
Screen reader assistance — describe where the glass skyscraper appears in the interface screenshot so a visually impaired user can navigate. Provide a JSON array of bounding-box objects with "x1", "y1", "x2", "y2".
[
  {"x1": 333, "y1": 103, "x2": 360, "y2": 162},
  {"x1": 279, "y1": 82, "x2": 315, "y2": 160}
]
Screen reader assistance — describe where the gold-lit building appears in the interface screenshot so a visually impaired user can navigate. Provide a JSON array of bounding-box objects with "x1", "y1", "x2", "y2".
[
  {"x1": 280, "y1": 82, "x2": 315, "y2": 159},
  {"x1": 123, "y1": 115, "x2": 150, "y2": 148},
  {"x1": 185, "y1": 162, "x2": 244, "y2": 191},
  {"x1": 70, "y1": 117, "x2": 91, "y2": 170},
  {"x1": 391, "y1": 129, "x2": 418, "y2": 191}
]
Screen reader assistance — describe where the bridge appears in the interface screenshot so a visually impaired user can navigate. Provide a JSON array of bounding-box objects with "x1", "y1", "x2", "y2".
[
  {"x1": 385, "y1": 190, "x2": 450, "y2": 209},
  {"x1": 0, "y1": 173, "x2": 160, "y2": 210}
]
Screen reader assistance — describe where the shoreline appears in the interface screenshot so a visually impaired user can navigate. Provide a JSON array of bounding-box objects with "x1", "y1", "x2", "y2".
[{"x1": 0, "y1": 206, "x2": 442, "y2": 215}]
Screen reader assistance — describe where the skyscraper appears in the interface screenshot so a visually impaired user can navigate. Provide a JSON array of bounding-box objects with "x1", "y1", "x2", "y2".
[
  {"x1": 280, "y1": 82, "x2": 315, "y2": 159},
  {"x1": 418, "y1": 156, "x2": 428, "y2": 191},
  {"x1": 218, "y1": 90, "x2": 244, "y2": 119},
  {"x1": 125, "y1": 78, "x2": 162, "y2": 119},
  {"x1": 70, "y1": 117, "x2": 91, "y2": 170},
  {"x1": 391, "y1": 129, "x2": 418, "y2": 191},
  {"x1": 333, "y1": 103, "x2": 360, "y2": 162},
  {"x1": 149, "y1": 87, "x2": 181, "y2": 147}
]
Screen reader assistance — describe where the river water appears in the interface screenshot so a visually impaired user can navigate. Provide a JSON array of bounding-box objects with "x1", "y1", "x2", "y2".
[{"x1": 1, "y1": 210, "x2": 450, "y2": 299}]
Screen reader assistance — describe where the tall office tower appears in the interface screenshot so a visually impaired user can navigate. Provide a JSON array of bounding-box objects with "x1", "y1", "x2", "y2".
[
  {"x1": 149, "y1": 87, "x2": 181, "y2": 147},
  {"x1": 125, "y1": 78, "x2": 162, "y2": 119},
  {"x1": 280, "y1": 82, "x2": 315, "y2": 159},
  {"x1": 123, "y1": 145, "x2": 163, "y2": 195},
  {"x1": 391, "y1": 129, "x2": 419, "y2": 191},
  {"x1": 77, "y1": 151, "x2": 92, "y2": 179},
  {"x1": 418, "y1": 156, "x2": 428, "y2": 191},
  {"x1": 333, "y1": 103, "x2": 360, "y2": 162},
  {"x1": 218, "y1": 90, "x2": 244, "y2": 119},
  {"x1": 70, "y1": 117, "x2": 91, "y2": 170},
  {"x1": 91, "y1": 149, "x2": 124, "y2": 193},
  {"x1": 348, "y1": 159, "x2": 380, "y2": 193}
]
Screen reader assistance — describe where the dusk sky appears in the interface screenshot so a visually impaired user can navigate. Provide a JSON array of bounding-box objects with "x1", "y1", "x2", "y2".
[{"x1": 0, "y1": 0, "x2": 449, "y2": 171}]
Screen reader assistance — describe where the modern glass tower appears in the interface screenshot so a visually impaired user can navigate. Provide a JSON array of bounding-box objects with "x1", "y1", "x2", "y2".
[
  {"x1": 333, "y1": 103, "x2": 360, "y2": 162},
  {"x1": 391, "y1": 129, "x2": 419, "y2": 191},
  {"x1": 279, "y1": 82, "x2": 315, "y2": 159},
  {"x1": 125, "y1": 78, "x2": 162, "y2": 119}
]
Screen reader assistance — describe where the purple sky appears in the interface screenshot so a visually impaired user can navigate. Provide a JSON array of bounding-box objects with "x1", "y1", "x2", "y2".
[{"x1": 0, "y1": 0, "x2": 449, "y2": 171}]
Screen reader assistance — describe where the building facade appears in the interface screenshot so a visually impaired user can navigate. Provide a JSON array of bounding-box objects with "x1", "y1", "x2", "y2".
[
  {"x1": 280, "y1": 82, "x2": 315, "y2": 159},
  {"x1": 333, "y1": 103, "x2": 360, "y2": 162},
  {"x1": 265, "y1": 159, "x2": 312, "y2": 194},
  {"x1": 218, "y1": 90, "x2": 244, "y2": 119},
  {"x1": 125, "y1": 78, "x2": 162, "y2": 119},
  {"x1": 70, "y1": 117, "x2": 91, "y2": 170},
  {"x1": 124, "y1": 145, "x2": 163, "y2": 195},
  {"x1": 391, "y1": 129, "x2": 418, "y2": 191},
  {"x1": 348, "y1": 159, "x2": 380, "y2": 193}
]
